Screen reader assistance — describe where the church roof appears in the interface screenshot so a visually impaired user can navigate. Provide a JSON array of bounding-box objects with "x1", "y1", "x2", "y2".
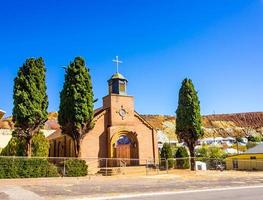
[
  {"x1": 46, "y1": 129, "x2": 62, "y2": 140},
  {"x1": 47, "y1": 107, "x2": 107, "y2": 140},
  {"x1": 110, "y1": 73, "x2": 126, "y2": 80}
]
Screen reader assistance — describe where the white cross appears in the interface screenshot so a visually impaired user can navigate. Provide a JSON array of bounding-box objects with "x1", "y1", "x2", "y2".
[{"x1": 112, "y1": 56, "x2": 123, "y2": 73}]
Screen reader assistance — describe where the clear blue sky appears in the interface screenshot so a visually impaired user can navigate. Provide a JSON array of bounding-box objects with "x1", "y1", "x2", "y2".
[{"x1": 0, "y1": 0, "x2": 263, "y2": 116}]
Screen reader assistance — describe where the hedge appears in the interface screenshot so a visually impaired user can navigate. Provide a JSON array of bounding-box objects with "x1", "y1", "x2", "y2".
[
  {"x1": 0, "y1": 157, "x2": 59, "y2": 179},
  {"x1": 64, "y1": 159, "x2": 88, "y2": 177}
]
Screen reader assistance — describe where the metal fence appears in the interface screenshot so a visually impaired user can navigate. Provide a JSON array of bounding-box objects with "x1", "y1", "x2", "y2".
[{"x1": 1, "y1": 156, "x2": 263, "y2": 178}]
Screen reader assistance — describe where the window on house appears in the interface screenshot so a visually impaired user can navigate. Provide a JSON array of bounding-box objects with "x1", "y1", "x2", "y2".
[{"x1": 233, "y1": 159, "x2": 238, "y2": 169}]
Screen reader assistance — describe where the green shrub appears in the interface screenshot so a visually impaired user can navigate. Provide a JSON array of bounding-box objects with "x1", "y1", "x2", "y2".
[
  {"x1": 196, "y1": 145, "x2": 209, "y2": 158},
  {"x1": 64, "y1": 159, "x2": 88, "y2": 177},
  {"x1": 0, "y1": 157, "x2": 59, "y2": 179},
  {"x1": 1, "y1": 136, "x2": 25, "y2": 156},
  {"x1": 208, "y1": 146, "x2": 226, "y2": 159},
  {"x1": 248, "y1": 135, "x2": 262, "y2": 143},
  {"x1": 175, "y1": 146, "x2": 190, "y2": 169},
  {"x1": 196, "y1": 145, "x2": 226, "y2": 169},
  {"x1": 1, "y1": 132, "x2": 49, "y2": 157},
  {"x1": 160, "y1": 143, "x2": 174, "y2": 168},
  {"x1": 196, "y1": 145, "x2": 226, "y2": 159},
  {"x1": 0, "y1": 158, "x2": 20, "y2": 179},
  {"x1": 32, "y1": 132, "x2": 50, "y2": 157}
]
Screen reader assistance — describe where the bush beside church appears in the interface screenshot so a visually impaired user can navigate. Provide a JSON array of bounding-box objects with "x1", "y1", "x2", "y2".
[
  {"x1": 64, "y1": 159, "x2": 88, "y2": 177},
  {"x1": 0, "y1": 157, "x2": 88, "y2": 179},
  {"x1": 0, "y1": 158, "x2": 59, "y2": 179}
]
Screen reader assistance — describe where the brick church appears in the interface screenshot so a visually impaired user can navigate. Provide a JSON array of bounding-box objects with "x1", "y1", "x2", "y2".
[{"x1": 48, "y1": 62, "x2": 158, "y2": 165}]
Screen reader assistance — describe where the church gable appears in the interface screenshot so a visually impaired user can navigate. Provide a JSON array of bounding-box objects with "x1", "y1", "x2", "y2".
[
  {"x1": 134, "y1": 111, "x2": 155, "y2": 131},
  {"x1": 93, "y1": 108, "x2": 108, "y2": 124}
]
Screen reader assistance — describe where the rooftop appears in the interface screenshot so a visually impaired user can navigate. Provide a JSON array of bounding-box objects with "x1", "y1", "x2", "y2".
[
  {"x1": 110, "y1": 73, "x2": 127, "y2": 80},
  {"x1": 246, "y1": 143, "x2": 263, "y2": 154}
]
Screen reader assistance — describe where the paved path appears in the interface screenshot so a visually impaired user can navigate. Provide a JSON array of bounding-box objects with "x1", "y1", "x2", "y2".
[
  {"x1": 0, "y1": 186, "x2": 44, "y2": 200},
  {"x1": 1, "y1": 171, "x2": 263, "y2": 199}
]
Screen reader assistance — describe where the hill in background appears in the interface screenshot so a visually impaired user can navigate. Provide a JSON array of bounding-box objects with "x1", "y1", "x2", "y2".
[
  {"x1": 1, "y1": 112, "x2": 263, "y2": 140},
  {"x1": 143, "y1": 112, "x2": 263, "y2": 140}
]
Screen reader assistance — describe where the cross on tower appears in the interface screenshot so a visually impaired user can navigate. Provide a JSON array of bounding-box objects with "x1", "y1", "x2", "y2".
[{"x1": 112, "y1": 56, "x2": 123, "y2": 73}]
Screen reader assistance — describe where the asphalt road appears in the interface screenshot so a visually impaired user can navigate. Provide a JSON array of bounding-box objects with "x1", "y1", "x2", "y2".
[
  {"x1": 112, "y1": 186, "x2": 263, "y2": 200},
  {"x1": 2, "y1": 185, "x2": 262, "y2": 200},
  {"x1": 1, "y1": 171, "x2": 263, "y2": 200}
]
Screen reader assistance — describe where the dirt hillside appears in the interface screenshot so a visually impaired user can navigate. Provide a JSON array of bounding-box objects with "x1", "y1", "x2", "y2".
[
  {"x1": 143, "y1": 112, "x2": 263, "y2": 139},
  {"x1": 1, "y1": 112, "x2": 263, "y2": 139}
]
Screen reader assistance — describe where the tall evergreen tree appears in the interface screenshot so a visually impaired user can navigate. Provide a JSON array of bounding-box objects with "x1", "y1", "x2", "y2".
[
  {"x1": 13, "y1": 58, "x2": 48, "y2": 157},
  {"x1": 58, "y1": 57, "x2": 94, "y2": 157},
  {"x1": 176, "y1": 78, "x2": 203, "y2": 170}
]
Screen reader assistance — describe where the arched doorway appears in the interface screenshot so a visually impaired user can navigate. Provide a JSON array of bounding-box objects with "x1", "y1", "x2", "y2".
[{"x1": 110, "y1": 131, "x2": 139, "y2": 166}]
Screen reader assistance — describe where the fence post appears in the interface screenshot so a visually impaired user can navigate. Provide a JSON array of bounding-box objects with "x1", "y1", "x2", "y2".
[
  {"x1": 63, "y1": 158, "x2": 66, "y2": 177},
  {"x1": 106, "y1": 158, "x2": 108, "y2": 176},
  {"x1": 146, "y1": 159, "x2": 148, "y2": 176},
  {"x1": 166, "y1": 159, "x2": 169, "y2": 174},
  {"x1": 157, "y1": 159, "x2": 159, "y2": 175},
  {"x1": 46, "y1": 158, "x2": 48, "y2": 177}
]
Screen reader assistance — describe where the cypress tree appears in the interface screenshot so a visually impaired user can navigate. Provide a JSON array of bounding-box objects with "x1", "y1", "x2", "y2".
[
  {"x1": 13, "y1": 58, "x2": 48, "y2": 157},
  {"x1": 58, "y1": 57, "x2": 94, "y2": 157},
  {"x1": 176, "y1": 78, "x2": 203, "y2": 170}
]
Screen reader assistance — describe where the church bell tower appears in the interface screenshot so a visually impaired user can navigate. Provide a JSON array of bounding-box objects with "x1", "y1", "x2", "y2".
[
  {"x1": 103, "y1": 56, "x2": 134, "y2": 126},
  {"x1": 108, "y1": 73, "x2": 128, "y2": 95}
]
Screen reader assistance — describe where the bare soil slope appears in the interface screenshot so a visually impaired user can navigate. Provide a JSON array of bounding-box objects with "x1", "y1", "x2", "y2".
[{"x1": 1, "y1": 112, "x2": 263, "y2": 138}]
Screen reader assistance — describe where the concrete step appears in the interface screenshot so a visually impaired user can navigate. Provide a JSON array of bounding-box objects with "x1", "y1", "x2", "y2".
[{"x1": 97, "y1": 166, "x2": 147, "y2": 176}]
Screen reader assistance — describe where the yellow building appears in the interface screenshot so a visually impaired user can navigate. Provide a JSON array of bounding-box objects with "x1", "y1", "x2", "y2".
[{"x1": 226, "y1": 143, "x2": 263, "y2": 171}]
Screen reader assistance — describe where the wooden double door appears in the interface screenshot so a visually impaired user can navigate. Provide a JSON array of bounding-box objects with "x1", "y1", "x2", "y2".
[{"x1": 116, "y1": 144, "x2": 131, "y2": 166}]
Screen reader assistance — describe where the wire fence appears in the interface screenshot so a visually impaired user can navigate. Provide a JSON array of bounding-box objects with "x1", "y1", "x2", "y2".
[{"x1": 1, "y1": 156, "x2": 263, "y2": 178}]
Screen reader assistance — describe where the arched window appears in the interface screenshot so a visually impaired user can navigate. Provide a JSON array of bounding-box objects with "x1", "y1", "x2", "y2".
[{"x1": 117, "y1": 135, "x2": 131, "y2": 145}]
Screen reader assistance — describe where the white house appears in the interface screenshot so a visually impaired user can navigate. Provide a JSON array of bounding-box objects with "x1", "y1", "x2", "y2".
[
  {"x1": 0, "y1": 129, "x2": 56, "y2": 149},
  {"x1": 199, "y1": 137, "x2": 240, "y2": 147},
  {"x1": 0, "y1": 129, "x2": 12, "y2": 149},
  {"x1": 157, "y1": 130, "x2": 178, "y2": 150},
  {"x1": 0, "y1": 109, "x2": 5, "y2": 119}
]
